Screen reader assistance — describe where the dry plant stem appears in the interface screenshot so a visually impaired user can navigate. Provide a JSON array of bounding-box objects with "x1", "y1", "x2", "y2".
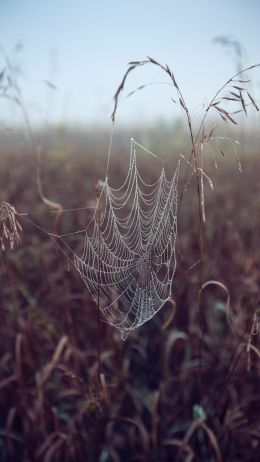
[
  {"x1": 97, "y1": 193, "x2": 101, "y2": 384},
  {"x1": 190, "y1": 66, "x2": 260, "y2": 368},
  {"x1": 181, "y1": 103, "x2": 204, "y2": 393},
  {"x1": 0, "y1": 202, "x2": 22, "y2": 250},
  {"x1": 186, "y1": 115, "x2": 204, "y2": 264},
  {"x1": 180, "y1": 63, "x2": 260, "y2": 197},
  {"x1": 179, "y1": 64, "x2": 260, "y2": 203},
  {"x1": 112, "y1": 57, "x2": 204, "y2": 266},
  {"x1": 112, "y1": 57, "x2": 205, "y2": 387},
  {"x1": 196, "y1": 63, "x2": 260, "y2": 143},
  {"x1": 0, "y1": 44, "x2": 63, "y2": 226}
]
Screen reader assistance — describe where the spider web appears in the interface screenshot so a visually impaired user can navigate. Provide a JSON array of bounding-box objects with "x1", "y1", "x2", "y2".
[{"x1": 74, "y1": 138, "x2": 179, "y2": 340}]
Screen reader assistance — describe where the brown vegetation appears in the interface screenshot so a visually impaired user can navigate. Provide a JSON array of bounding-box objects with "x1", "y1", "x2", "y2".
[
  {"x1": 0, "y1": 55, "x2": 260, "y2": 461},
  {"x1": 0, "y1": 124, "x2": 259, "y2": 461}
]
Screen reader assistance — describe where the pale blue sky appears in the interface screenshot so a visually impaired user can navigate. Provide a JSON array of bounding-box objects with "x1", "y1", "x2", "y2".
[{"x1": 0, "y1": 0, "x2": 260, "y2": 126}]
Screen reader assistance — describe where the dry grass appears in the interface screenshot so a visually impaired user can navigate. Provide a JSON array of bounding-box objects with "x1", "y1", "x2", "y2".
[
  {"x1": 0, "y1": 126, "x2": 259, "y2": 461},
  {"x1": 0, "y1": 202, "x2": 22, "y2": 250},
  {"x1": 0, "y1": 54, "x2": 260, "y2": 461}
]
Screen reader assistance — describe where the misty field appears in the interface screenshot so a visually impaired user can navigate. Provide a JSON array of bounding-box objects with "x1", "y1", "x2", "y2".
[{"x1": 0, "y1": 122, "x2": 259, "y2": 461}]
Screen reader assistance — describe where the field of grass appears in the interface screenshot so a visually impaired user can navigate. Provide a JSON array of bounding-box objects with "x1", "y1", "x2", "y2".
[{"x1": 0, "y1": 122, "x2": 259, "y2": 461}]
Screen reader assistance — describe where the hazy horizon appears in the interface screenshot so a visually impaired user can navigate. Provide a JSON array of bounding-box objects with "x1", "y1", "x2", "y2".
[{"x1": 1, "y1": 0, "x2": 260, "y2": 128}]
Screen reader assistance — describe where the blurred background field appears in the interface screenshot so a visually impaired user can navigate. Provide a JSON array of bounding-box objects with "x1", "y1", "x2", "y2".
[
  {"x1": 0, "y1": 0, "x2": 260, "y2": 460},
  {"x1": 0, "y1": 122, "x2": 260, "y2": 461}
]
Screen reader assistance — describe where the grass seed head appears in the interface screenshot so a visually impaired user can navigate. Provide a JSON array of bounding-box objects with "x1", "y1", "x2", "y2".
[{"x1": 0, "y1": 201, "x2": 22, "y2": 250}]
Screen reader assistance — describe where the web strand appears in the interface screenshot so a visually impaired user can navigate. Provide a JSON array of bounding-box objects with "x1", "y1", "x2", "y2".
[
  {"x1": 75, "y1": 137, "x2": 180, "y2": 340},
  {"x1": 18, "y1": 133, "x2": 179, "y2": 340}
]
